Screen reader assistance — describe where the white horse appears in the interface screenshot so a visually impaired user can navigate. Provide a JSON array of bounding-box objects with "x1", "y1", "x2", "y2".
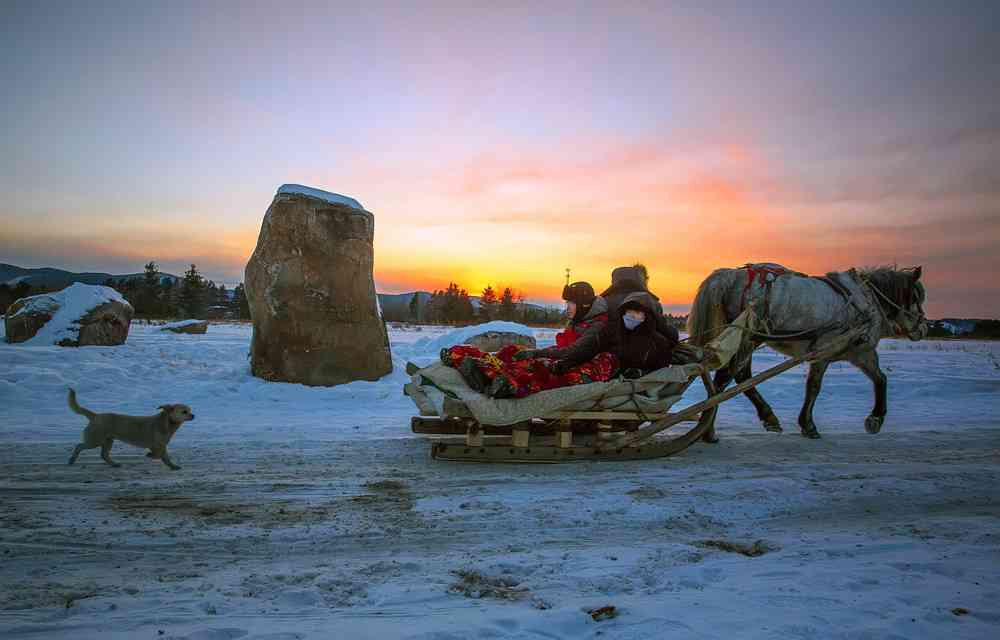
[{"x1": 687, "y1": 264, "x2": 927, "y2": 438}]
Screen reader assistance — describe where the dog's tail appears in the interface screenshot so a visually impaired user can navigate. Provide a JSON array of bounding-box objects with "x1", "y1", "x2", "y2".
[{"x1": 67, "y1": 388, "x2": 96, "y2": 420}]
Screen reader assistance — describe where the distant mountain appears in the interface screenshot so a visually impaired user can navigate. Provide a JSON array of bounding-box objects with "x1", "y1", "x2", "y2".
[
  {"x1": 935, "y1": 319, "x2": 980, "y2": 335},
  {"x1": 0, "y1": 263, "x2": 180, "y2": 289},
  {"x1": 377, "y1": 291, "x2": 433, "y2": 320}
]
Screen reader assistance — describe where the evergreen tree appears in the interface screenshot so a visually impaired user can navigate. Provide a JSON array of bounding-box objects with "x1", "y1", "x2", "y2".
[
  {"x1": 499, "y1": 287, "x2": 516, "y2": 321},
  {"x1": 479, "y1": 285, "x2": 498, "y2": 321},
  {"x1": 426, "y1": 283, "x2": 475, "y2": 323},
  {"x1": 161, "y1": 280, "x2": 180, "y2": 318},
  {"x1": 426, "y1": 289, "x2": 444, "y2": 322},
  {"x1": 206, "y1": 281, "x2": 219, "y2": 314},
  {"x1": 139, "y1": 261, "x2": 162, "y2": 317},
  {"x1": 232, "y1": 283, "x2": 251, "y2": 320},
  {"x1": 180, "y1": 264, "x2": 206, "y2": 318},
  {"x1": 408, "y1": 293, "x2": 420, "y2": 321}
]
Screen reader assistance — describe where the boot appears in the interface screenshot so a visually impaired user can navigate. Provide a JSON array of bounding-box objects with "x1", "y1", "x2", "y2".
[{"x1": 458, "y1": 358, "x2": 491, "y2": 393}]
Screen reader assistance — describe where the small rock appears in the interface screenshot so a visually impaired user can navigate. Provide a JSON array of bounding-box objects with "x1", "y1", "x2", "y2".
[
  {"x1": 588, "y1": 605, "x2": 617, "y2": 621},
  {"x1": 160, "y1": 320, "x2": 208, "y2": 334}
]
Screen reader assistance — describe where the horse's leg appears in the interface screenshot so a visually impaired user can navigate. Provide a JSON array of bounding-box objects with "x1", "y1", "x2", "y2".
[
  {"x1": 733, "y1": 354, "x2": 782, "y2": 432},
  {"x1": 849, "y1": 349, "x2": 887, "y2": 434},
  {"x1": 798, "y1": 360, "x2": 829, "y2": 439},
  {"x1": 701, "y1": 367, "x2": 734, "y2": 443},
  {"x1": 712, "y1": 366, "x2": 733, "y2": 392}
]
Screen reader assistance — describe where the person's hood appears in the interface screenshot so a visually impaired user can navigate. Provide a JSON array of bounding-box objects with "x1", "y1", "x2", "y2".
[
  {"x1": 618, "y1": 292, "x2": 657, "y2": 315},
  {"x1": 578, "y1": 296, "x2": 608, "y2": 323}
]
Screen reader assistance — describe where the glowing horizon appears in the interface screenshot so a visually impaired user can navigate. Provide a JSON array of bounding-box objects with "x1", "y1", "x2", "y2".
[{"x1": 2, "y1": 2, "x2": 998, "y2": 317}]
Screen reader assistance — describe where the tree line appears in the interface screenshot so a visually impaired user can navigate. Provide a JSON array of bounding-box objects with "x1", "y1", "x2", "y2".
[
  {"x1": 0, "y1": 262, "x2": 250, "y2": 320},
  {"x1": 391, "y1": 282, "x2": 565, "y2": 325},
  {"x1": 105, "y1": 262, "x2": 251, "y2": 320}
]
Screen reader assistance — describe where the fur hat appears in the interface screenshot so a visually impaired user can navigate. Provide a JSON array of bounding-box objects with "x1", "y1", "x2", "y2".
[{"x1": 562, "y1": 281, "x2": 596, "y2": 306}]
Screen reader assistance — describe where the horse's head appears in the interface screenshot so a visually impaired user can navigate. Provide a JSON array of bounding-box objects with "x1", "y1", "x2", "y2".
[{"x1": 865, "y1": 266, "x2": 927, "y2": 341}]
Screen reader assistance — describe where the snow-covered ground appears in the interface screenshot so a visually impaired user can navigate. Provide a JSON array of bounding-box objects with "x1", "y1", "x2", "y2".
[{"x1": 1, "y1": 322, "x2": 998, "y2": 639}]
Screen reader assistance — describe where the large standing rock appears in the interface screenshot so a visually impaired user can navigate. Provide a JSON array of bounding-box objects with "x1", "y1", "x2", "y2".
[
  {"x1": 245, "y1": 184, "x2": 392, "y2": 386},
  {"x1": 5, "y1": 283, "x2": 133, "y2": 346}
]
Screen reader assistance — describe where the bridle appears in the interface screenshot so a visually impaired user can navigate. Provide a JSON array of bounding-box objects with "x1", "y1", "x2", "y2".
[{"x1": 860, "y1": 275, "x2": 925, "y2": 339}]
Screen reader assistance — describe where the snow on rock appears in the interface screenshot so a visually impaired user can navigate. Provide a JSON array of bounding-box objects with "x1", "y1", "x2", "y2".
[
  {"x1": 277, "y1": 183, "x2": 364, "y2": 210},
  {"x1": 6, "y1": 283, "x2": 133, "y2": 346},
  {"x1": 413, "y1": 321, "x2": 538, "y2": 355}
]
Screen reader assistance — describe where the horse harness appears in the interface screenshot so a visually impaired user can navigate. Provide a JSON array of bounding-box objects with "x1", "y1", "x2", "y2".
[{"x1": 738, "y1": 264, "x2": 874, "y2": 344}]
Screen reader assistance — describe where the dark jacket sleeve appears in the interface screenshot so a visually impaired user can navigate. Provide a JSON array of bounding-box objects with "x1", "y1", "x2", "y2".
[
  {"x1": 542, "y1": 318, "x2": 608, "y2": 360},
  {"x1": 654, "y1": 313, "x2": 680, "y2": 349},
  {"x1": 554, "y1": 324, "x2": 611, "y2": 369}
]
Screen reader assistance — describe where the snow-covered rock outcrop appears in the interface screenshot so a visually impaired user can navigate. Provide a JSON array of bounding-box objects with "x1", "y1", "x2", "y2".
[
  {"x1": 4, "y1": 283, "x2": 134, "y2": 346},
  {"x1": 244, "y1": 184, "x2": 391, "y2": 386}
]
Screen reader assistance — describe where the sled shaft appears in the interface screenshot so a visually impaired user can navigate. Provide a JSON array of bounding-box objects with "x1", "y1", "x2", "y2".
[{"x1": 608, "y1": 327, "x2": 863, "y2": 449}]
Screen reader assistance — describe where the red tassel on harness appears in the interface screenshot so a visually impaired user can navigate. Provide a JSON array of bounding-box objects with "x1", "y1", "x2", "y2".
[{"x1": 740, "y1": 264, "x2": 790, "y2": 311}]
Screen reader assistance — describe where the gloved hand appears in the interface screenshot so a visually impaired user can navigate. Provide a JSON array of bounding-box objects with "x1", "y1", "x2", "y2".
[
  {"x1": 550, "y1": 360, "x2": 572, "y2": 375},
  {"x1": 512, "y1": 349, "x2": 538, "y2": 361}
]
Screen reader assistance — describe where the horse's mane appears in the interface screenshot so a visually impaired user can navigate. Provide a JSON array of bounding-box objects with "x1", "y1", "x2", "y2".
[{"x1": 858, "y1": 265, "x2": 923, "y2": 307}]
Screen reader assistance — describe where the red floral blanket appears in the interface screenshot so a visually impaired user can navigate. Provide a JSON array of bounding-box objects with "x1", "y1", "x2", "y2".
[{"x1": 441, "y1": 344, "x2": 619, "y2": 399}]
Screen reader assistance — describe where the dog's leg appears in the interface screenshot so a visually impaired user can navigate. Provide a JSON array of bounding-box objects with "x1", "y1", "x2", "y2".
[
  {"x1": 68, "y1": 443, "x2": 87, "y2": 465},
  {"x1": 100, "y1": 439, "x2": 121, "y2": 467},
  {"x1": 160, "y1": 450, "x2": 181, "y2": 471}
]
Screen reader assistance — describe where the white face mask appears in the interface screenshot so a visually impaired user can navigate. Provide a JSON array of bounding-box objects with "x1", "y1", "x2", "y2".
[{"x1": 623, "y1": 311, "x2": 645, "y2": 330}]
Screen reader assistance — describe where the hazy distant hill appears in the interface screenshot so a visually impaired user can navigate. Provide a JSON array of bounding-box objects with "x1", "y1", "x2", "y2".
[
  {"x1": 2, "y1": 263, "x2": 557, "y2": 319},
  {"x1": 0, "y1": 263, "x2": 180, "y2": 289},
  {"x1": 377, "y1": 291, "x2": 433, "y2": 320}
]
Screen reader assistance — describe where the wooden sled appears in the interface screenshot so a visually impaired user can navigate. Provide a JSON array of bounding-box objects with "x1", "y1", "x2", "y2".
[{"x1": 411, "y1": 327, "x2": 865, "y2": 463}]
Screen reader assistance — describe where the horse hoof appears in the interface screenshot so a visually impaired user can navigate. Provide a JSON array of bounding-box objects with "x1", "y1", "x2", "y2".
[
  {"x1": 702, "y1": 434, "x2": 720, "y2": 444},
  {"x1": 865, "y1": 415, "x2": 884, "y2": 434},
  {"x1": 801, "y1": 429, "x2": 821, "y2": 439},
  {"x1": 762, "y1": 417, "x2": 783, "y2": 433}
]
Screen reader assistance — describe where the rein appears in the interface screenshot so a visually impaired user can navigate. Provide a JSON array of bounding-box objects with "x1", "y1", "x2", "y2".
[{"x1": 858, "y1": 275, "x2": 924, "y2": 338}]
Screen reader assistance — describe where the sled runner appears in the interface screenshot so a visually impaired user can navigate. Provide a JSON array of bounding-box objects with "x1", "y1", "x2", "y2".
[{"x1": 404, "y1": 312, "x2": 866, "y2": 463}]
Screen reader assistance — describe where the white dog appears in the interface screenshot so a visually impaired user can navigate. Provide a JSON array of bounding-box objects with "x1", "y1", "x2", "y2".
[{"x1": 67, "y1": 388, "x2": 195, "y2": 470}]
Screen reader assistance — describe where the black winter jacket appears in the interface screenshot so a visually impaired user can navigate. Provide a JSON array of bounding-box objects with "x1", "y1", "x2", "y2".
[
  {"x1": 554, "y1": 292, "x2": 678, "y2": 374},
  {"x1": 600, "y1": 266, "x2": 678, "y2": 344}
]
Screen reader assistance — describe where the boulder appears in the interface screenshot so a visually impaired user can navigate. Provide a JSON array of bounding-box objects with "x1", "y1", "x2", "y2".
[
  {"x1": 244, "y1": 184, "x2": 392, "y2": 386},
  {"x1": 5, "y1": 283, "x2": 133, "y2": 346},
  {"x1": 465, "y1": 331, "x2": 536, "y2": 353},
  {"x1": 160, "y1": 320, "x2": 209, "y2": 334}
]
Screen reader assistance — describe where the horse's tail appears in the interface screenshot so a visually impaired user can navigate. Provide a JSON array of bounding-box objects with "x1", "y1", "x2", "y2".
[{"x1": 687, "y1": 269, "x2": 735, "y2": 346}]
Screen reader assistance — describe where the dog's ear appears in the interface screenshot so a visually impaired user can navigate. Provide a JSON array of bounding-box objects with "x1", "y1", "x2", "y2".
[{"x1": 158, "y1": 404, "x2": 172, "y2": 412}]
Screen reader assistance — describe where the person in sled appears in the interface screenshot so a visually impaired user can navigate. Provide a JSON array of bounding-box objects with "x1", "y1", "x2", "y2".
[
  {"x1": 440, "y1": 282, "x2": 618, "y2": 398},
  {"x1": 513, "y1": 281, "x2": 608, "y2": 361},
  {"x1": 600, "y1": 264, "x2": 679, "y2": 345},
  {"x1": 548, "y1": 291, "x2": 678, "y2": 378}
]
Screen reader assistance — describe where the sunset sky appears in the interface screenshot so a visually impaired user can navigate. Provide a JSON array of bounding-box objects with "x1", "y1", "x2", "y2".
[{"x1": 2, "y1": 1, "x2": 998, "y2": 317}]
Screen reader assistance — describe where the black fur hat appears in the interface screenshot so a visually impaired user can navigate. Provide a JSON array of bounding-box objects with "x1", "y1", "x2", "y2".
[{"x1": 562, "y1": 281, "x2": 596, "y2": 306}]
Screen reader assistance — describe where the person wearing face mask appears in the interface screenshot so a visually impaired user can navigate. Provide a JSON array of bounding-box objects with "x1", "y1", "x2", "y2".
[
  {"x1": 548, "y1": 291, "x2": 678, "y2": 377},
  {"x1": 600, "y1": 264, "x2": 679, "y2": 345},
  {"x1": 514, "y1": 281, "x2": 608, "y2": 361}
]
